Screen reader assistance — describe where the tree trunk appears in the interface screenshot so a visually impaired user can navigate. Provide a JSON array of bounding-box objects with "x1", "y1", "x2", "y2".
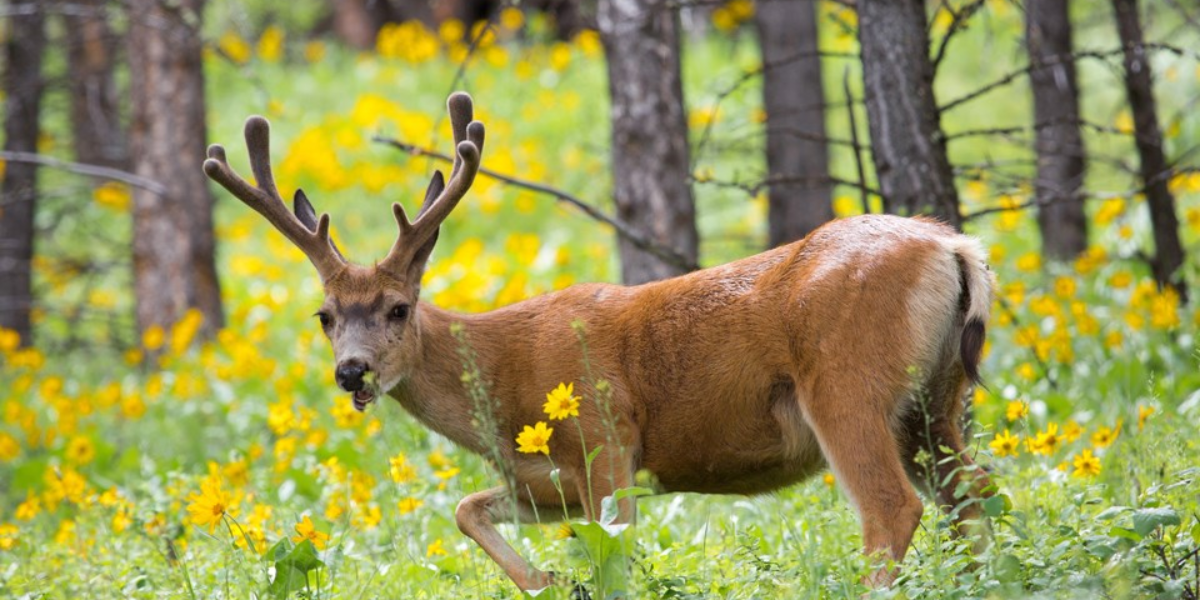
[
  {"x1": 858, "y1": 0, "x2": 961, "y2": 228},
  {"x1": 1026, "y1": 0, "x2": 1087, "y2": 261},
  {"x1": 333, "y1": 0, "x2": 389, "y2": 50},
  {"x1": 65, "y1": 0, "x2": 127, "y2": 170},
  {"x1": 755, "y1": 0, "x2": 832, "y2": 247},
  {"x1": 1112, "y1": 0, "x2": 1187, "y2": 301},
  {"x1": 0, "y1": 0, "x2": 47, "y2": 346},
  {"x1": 128, "y1": 0, "x2": 224, "y2": 341},
  {"x1": 598, "y1": 0, "x2": 699, "y2": 284}
]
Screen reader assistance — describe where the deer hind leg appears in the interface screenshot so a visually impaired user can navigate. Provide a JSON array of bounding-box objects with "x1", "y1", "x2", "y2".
[
  {"x1": 455, "y1": 486, "x2": 580, "y2": 592},
  {"x1": 899, "y1": 368, "x2": 994, "y2": 550},
  {"x1": 799, "y1": 379, "x2": 925, "y2": 588}
]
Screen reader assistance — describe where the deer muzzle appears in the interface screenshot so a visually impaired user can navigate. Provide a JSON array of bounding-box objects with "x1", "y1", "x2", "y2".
[{"x1": 336, "y1": 359, "x2": 378, "y2": 411}]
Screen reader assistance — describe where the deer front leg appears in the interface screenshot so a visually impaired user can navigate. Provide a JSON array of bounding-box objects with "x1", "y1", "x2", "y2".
[{"x1": 455, "y1": 486, "x2": 570, "y2": 592}]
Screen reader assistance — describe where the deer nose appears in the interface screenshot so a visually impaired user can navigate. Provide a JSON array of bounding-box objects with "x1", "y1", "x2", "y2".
[{"x1": 335, "y1": 359, "x2": 369, "y2": 392}]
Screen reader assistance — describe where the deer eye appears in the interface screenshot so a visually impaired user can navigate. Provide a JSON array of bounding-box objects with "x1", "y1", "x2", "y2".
[
  {"x1": 315, "y1": 312, "x2": 331, "y2": 328},
  {"x1": 389, "y1": 304, "x2": 410, "y2": 321}
]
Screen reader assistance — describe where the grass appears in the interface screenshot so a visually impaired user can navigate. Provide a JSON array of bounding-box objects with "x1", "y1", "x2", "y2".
[{"x1": 3, "y1": 2, "x2": 1200, "y2": 598}]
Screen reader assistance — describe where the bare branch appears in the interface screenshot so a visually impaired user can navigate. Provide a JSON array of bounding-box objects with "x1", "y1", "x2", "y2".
[
  {"x1": 843, "y1": 66, "x2": 870, "y2": 214},
  {"x1": 0, "y1": 151, "x2": 167, "y2": 195},
  {"x1": 372, "y1": 136, "x2": 701, "y2": 273}
]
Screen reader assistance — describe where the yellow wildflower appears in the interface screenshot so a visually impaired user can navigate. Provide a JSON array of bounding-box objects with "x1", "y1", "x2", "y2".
[
  {"x1": 1028, "y1": 422, "x2": 1061, "y2": 456},
  {"x1": 398, "y1": 497, "x2": 423, "y2": 514},
  {"x1": 1072, "y1": 449, "x2": 1101, "y2": 478},
  {"x1": 516, "y1": 422, "x2": 553, "y2": 455},
  {"x1": 0, "y1": 433, "x2": 18, "y2": 461},
  {"x1": 543, "y1": 382, "x2": 581, "y2": 420},
  {"x1": 1061, "y1": 420, "x2": 1083, "y2": 442},
  {"x1": 186, "y1": 475, "x2": 230, "y2": 533},
  {"x1": 14, "y1": 494, "x2": 39, "y2": 521},
  {"x1": 389, "y1": 454, "x2": 417, "y2": 484},
  {"x1": 0, "y1": 523, "x2": 17, "y2": 550},
  {"x1": 823, "y1": 473, "x2": 836, "y2": 487},
  {"x1": 1053, "y1": 276, "x2": 1076, "y2": 299},
  {"x1": 292, "y1": 515, "x2": 329, "y2": 549},
  {"x1": 1092, "y1": 421, "x2": 1121, "y2": 448},
  {"x1": 93, "y1": 182, "x2": 131, "y2": 211},
  {"x1": 989, "y1": 429, "x2": 1021, "y2": 457},
  {"x1": 1006, "y1": 400, "x2": 1028, "y2": 422},
  {"x1": 1138, "y1": 405, "x2": 1155, "y2": 431},
  {"x1": 427, "y1": 538, "x2": 447, "y2": 556},
  {"x1": 64, "y1": 435, "x2": 95, "y2": 465}
]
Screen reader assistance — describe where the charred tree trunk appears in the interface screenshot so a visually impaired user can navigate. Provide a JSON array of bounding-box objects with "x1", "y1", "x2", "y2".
[
  {"x1": 128, "y1": 0, "x2": 224, "y2": 341},
  {"x1": 858, "y1": 0, "x2": 961, "y2": 228},
  {"x1": 1026, "y1": 0, "x2": 1087, "y2": 261},
  {"x1": 65, "y1": 0, "x2": 127, "y2": 169},
  {"x1": 598, "y1": 0, "x2": 698, "y2": 284},
  {"x1": 755, "y1": 0, "x2": 832, "y2": 246},
  {"x1": 0, "y1": 0, "x2": 47, "y2": 346},
  {"x1": 1112, "y1": 0, "x2": 1187, "y2": 301}
]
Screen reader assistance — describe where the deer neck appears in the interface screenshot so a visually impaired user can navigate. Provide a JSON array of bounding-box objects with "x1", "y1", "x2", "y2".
[{"x1": 385, "y1": 302, "x2": 496, "y2": 455}]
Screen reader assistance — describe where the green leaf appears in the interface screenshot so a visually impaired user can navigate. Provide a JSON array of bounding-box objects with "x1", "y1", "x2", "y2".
[
  {"x1": 599, "y1": 487, "x2": 652, "y2": 528},
  {"x1": 268, "y1": 564, "x2": 308, "y2": 600},
  {"x1": 1131, "y1": 507, "x2": 1180, "y2": 537},
  {"x1": 264, "y1": 538, "x2": 293, "y2": 563},
  {"x1": 585, "y1": 445, "x2": 604, "y2": 468},
  {"x1": 1095, "y1": 506, "x2": 1130, "y2": 521},
  {"x1": 278, "y1": 540, "x2": 323, "y2": 573},
  {"x1": 1190, "y1": 521, "x2": 1200, "y2": 545},
  {"x1": 993, "y1": 553, "x2": 1022, "y2": 582},
  {"x1": 983, "y1": 494, "x2": 1011, "y2": 518}
]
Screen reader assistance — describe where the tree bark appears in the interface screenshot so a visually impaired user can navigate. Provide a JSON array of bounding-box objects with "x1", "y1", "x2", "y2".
[
  {"x1": 858, "y1": 0, "x2": 961, "y2": 228},
  {"x1": 333, "y1": 0, "x2": 389, "y2": 50},
  {"x1": 128, "y1": 0, "x2": 224, "y2": 341},
  {"x1": 65, "y1": 0, "x2": 127, "y2": 170},
  {"x1": 1026, "y1": 0, "x2": 1087, "y2": 260},
  {"x1": 1112, "y1": 0, "x2": 1187, "y2": 301},
  {"x1": 755, "y1": 0, "x2": 832, "y2": 247},
  {"x1": 0, "y1": 0, "x2": 47, "y2": 346},
  {"x1": 598, "y1": 0, "x2": 699, "y2": 284}
]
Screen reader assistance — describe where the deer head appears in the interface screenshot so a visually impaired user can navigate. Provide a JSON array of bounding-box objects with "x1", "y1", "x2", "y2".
[{"x1": 204, "y1": 93, "x2": 485, "y2": 410}]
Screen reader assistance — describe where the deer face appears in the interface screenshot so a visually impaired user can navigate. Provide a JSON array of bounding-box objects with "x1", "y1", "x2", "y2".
[
  {"x1": 204, "y1": 92, "x2": 484, "y2": 412},
  {"x1": 318, "y1": 266, "x2": 424, "y2": 411}
]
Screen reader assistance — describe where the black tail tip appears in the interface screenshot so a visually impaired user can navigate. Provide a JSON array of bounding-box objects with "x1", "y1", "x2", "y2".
[{"x1": 961, "y1": 318, "x2": 986, "y2": 384}]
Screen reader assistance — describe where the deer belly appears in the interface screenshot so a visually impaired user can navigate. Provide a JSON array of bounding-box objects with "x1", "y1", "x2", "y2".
[{"x1": 641, "y1": 390, "x2": 827, "y2": 496}]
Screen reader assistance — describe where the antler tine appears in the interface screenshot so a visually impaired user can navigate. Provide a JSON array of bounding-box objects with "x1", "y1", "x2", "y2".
[
  {"x1": 203, "y1": 116, "x2": 346, "y2": 282},
  {"x1": 379, "y1": 95, "x2": 485, "y2": 277},
  {"x1": 447, "y1": 92, "x2": 473, "y2": 177}
]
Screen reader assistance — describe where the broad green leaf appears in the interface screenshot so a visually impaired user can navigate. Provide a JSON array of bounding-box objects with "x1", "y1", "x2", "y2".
[
  {"x1": 1131, "y1": 507, "x2": 1180, "y2": 537},
  {"x1": 278, "y1": 539, "x2": 323, "y2": 573},
  {"x1": 982, "y1": 494, "x2": 1010, "y2": 518}
]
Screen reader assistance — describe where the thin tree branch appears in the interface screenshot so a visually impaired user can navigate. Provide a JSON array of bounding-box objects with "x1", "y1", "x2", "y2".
[
  {"x1": 941, "y1": 44, "x2": 1200, "y2": 114},
  {"x1": 0, "y1": 151, "x2": 167, "y2": 195},
  {"x1": 372, "y1": 136, "x2": 701, "y2": 272},
  {"x1": 931, "y1": 0, "x2": 988, "y2": 73},
  {"x1": 843, "y1": 66, "x2": 870, "y2": 214}
]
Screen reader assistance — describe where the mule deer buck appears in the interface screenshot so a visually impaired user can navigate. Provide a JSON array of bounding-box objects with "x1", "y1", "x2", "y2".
[{"x1": 204, "y1": 92, "x2": 996, "y2": 592}]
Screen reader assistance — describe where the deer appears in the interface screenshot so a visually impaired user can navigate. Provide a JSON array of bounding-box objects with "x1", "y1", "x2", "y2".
[{"x1": 203, "y1": 92, "x2": 997, "y2": 594}]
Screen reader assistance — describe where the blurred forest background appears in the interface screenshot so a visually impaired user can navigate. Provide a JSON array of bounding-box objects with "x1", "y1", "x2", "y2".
[{"x1": 1, "y1": 0, "x2": 1199, "y2": 598}]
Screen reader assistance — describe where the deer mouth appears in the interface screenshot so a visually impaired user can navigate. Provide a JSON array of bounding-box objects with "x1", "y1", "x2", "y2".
[{"x1": 352, "y1": 388, "x2": 376, "y2": 411}]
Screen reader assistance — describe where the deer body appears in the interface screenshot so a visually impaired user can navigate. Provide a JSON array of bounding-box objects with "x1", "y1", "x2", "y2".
[{"x1": 205, "y1": 94, "x2": 996, "y2": 593}]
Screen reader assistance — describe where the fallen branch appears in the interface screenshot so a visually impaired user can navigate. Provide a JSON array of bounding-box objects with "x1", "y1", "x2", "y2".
[{"x1": 372, "y1": 136, "x2": 700, "y2": 272}]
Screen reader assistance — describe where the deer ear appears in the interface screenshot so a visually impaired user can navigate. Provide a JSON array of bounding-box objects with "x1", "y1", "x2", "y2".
[
  {"x1": 293, "y1": 189, "x2": 345, "y2": 260},
  {"x1": 418, "y1": 171, "x2": 446, "y2": 216}
]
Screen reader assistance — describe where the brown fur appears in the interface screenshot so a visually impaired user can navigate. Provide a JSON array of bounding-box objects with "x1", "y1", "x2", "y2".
[
  {"x1": 209, "y1": 97, "x2": 998, "y2": 593},
  {"x1": 322, "y1": 216, "x2": 996, "y2": 591}
]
